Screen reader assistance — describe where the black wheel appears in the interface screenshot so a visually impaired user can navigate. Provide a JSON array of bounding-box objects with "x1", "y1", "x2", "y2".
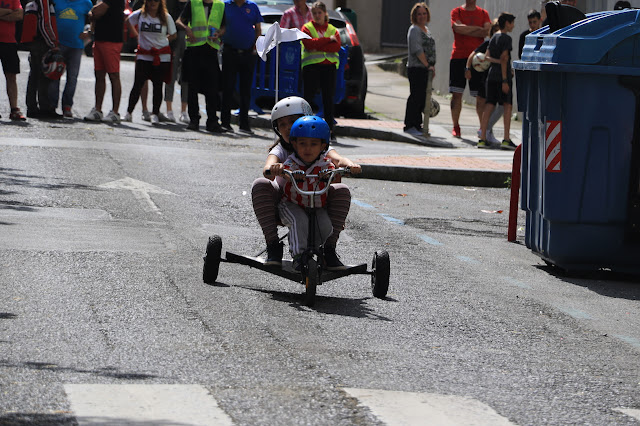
[
  {"x1": 203, "y1": 235, "x2": 222, "y2": 284},
  {"x1": 371, "y1": 251, "x2": 390, "y2": 299},
  {"x1": 302, "y1": 258, "x2": 318, "y2": 307}
]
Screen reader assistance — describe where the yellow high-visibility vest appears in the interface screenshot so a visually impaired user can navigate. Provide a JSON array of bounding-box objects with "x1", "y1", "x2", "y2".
[
  {"x1": 301, "y1": 21, "x2": 339, "y2": 69},
  {"x1": 186, "y1": 0, "x2": 224, "y2": 49}
]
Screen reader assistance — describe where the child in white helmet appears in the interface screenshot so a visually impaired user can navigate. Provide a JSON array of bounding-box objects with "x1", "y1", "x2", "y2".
[{"x1": 251, "y1": 96, "x2": 361, "y2": 269}]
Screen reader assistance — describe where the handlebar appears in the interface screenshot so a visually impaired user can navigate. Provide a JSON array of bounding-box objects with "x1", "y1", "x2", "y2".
[{"x1": 265, "y1": 167, "x2": 351, "y2": 198}]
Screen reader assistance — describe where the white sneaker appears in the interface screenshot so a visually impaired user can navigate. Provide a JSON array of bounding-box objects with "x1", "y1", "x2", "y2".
[
  {"x1": 83, "y1": 107, "x2": 103, "y2": 122},
  {"x1": 404, "y1": 127, "x2": 422, "y2": 137},
  {"x1": 123, "y1": 112, "x2": 132, "y2": 122},
  {"x1": 165, "y1": 111, "x2": 176, "y2": 122},
  {"x1": 179, "y1": 111, "x2": 189, "y2": 123},
  {"x1": 486, "y1": 129, "x2": 501, "y2": 145},
  {"x1": 103, "y1": 110, "x2": 121, "y2": 124},
  {"x1": 150, "y1": 114, "x2": 160, "y2": 125},
  {"x1": 142, "y1": 110, "x2": 151, "y2": 121}
]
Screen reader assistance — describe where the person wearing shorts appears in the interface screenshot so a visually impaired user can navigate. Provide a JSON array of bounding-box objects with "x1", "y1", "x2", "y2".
[
  {"x1": 479, "y1": 12, "x2": 516, "y2": 150},
  {"x1": 84, "y1": 0, "x2": 124, "y2": 123},
  {"x1": 0, "y1": 0, "x2": 26, "y2": 120},
  {"x1": 449, "y1": 0, "x2": 490, "y2": 138}
]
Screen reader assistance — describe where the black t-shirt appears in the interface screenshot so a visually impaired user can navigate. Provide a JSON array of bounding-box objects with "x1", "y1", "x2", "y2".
[
  {"x1": 94, "y1": 0, "x2": 124, "y2": 42},
  {"x1": 487, "y1": 32, "x2": 512, "y2": 82},
  {"x1": 474, "y1": 40, "x2": 489, "y2": 54},
  {"x1": 518, "y1": 29, "x2": 531, "y2": 59}
]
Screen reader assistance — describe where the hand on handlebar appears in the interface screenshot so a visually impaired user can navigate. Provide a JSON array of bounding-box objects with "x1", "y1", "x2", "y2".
[
  {"x1": 264, "y1": 162, "x2": 284, "y2": 178},
  {"x1": 336, "y1": 158, "x2": 362, "y2": 174}
]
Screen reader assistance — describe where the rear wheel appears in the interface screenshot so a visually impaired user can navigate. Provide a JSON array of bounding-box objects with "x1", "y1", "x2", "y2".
[
  {"x1": 371, "y1": 251, "x2": 390, "y2": 299},
  {"x1": 203, "y1": 235, "x2": 222, "y2": 284}
]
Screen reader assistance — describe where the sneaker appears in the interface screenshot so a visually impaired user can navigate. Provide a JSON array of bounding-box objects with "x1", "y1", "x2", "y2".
[
  {"x1": 221, "y1": 123, "x2": 233, "y2": 133},
  {"x1": 452, "y1": 125, "x2": 461, "y2": 138},
  {"x1": 102, "y1": 110, "x2": 121, "y2": 124},
  {"x1": 165, "y1": 111, "x2": 176, "y2": 122},
  {"x1": 150, "y1": 114, "x2": 160, "y2": 125},
  {"x1": 158, "y1": 112, "x2": 171, "y2": 122},
  {"x1": 123, "y1": 111, "x2": 133, "y2": 122},
  {"x1": 238, "y1": 126, "x2": 254, "y2": 135},
  {"x1": 62, "y1": 106, "x2": 73, "y2": 118},
  {"x1": 404, "y1": 127, "x2": 422, "y2": 137},
  {"x1": 179, "y1": 111, "x2": 190, "y2": 123},
  {"x1": 142, "y1": 110, "x2": 151, "y2": 121},
  {"x1": 292, "y1": 256, "x2": 302, "y2": 272},
  {"x1": 477, "y1": 139, "x2": 490, "y2": 149},
  {"x1": 9, "y1": 109, "x2": 26, "y2": 121},
  {"x1": 206, "y1": 122, "x2": 224, "y2": 133},
  {"x1": 501, "y1": 139, "x2": 518, "y2": 150},
  {"x1": 487, "y1": 129, "x2": 501, "y2": 145},
  {"x1": 187, "y1": 121, "x2": 198, "y2": 131},
  {"x1": 264, "y1": 241, "x2": 283, "y2": 266},
  {"x1": 84, "y1": 108, "x2": 103, "y2": 122},
  {"x1": 324, "y1": 246, "x2": 346, "y2": 271},
  {"x1": 40, "y1": 110, "x2": 63, "y2": 119}
]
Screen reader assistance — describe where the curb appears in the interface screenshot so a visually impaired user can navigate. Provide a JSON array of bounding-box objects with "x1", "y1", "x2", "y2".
[{"x1": 357, "y1": 164, "x2": 511, "y2": 188}]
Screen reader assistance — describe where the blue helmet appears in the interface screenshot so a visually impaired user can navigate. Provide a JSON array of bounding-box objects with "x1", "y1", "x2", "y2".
[{"x1": 289, "y1": 116, "x2": 331, "y2": 146}]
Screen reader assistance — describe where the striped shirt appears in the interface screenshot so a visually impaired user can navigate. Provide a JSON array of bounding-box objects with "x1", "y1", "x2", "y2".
[
  {"x1": 282, "y1": 154, "x2": 335, "y2": 208},
  {"x1": 280, "y1": 5, "x2": 311, "y2": 30}
]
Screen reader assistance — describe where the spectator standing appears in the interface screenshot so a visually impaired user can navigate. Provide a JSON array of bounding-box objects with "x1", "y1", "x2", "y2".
[
  {"x1": 467, "y1": 18, "x2": 501, "y2": 144},
  {"x1": 50, "y1": 0, "x2": 92, "y2": 118},
  {"x1": 449, "y1": 0, "x2": 490, "y2": 138},
  {"x1": 301, "y1": 1, "x2": 340, "y2": 142},
  {"x1": 614, "y1": 1, "x2": 631, "y2": 9},
  {"x1": 83, "y1": 0, "x2": 125, "y2": 123},
  {"x1": 123, "y1": 0, "x2": 176, "y2": 125},
  {"x1": 403, "y1": 2, "x2": 435, "y2": 138},
  {"x1": 280, "y1": 0, "x2": 310, "y2": 30},
  {"x1": 478, "y1": 12, "x2": 516, "y2": 150},
  {"x1": 518, "y1": 9, "x2": 540, "y2": 59},
  {"x1": 163, "y1": 0, "x2": 189, "y2": 122},
  {"x1": 176, "y1": 0, "x2": 226, "y2": 132},
  {"x1": 22, "y1": 0, "x2": 60, "y2": 118},
  {"x1": 220, "y1": 0, "x2": 262, "y2": 134},
  {"x1": 0, "y1": 0, "x2": 26, "y2": 120}
]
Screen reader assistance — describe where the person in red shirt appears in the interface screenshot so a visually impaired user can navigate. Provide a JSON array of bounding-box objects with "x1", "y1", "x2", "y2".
[
  {"x1": 301, "y1": 1, "x2": 340, "y2": 142},
  {"x1": 449, "y1": 0, "x2": 490, "y2": 138},
  {"x1": 0, "y1": 0, "x2": 26, "y2": 120},
  {"x1": 280, "y1": 0, "x2": 311, "y2": 30}
]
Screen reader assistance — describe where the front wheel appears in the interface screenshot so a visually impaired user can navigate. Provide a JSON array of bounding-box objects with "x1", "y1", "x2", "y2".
[
  {"x1": 371, "y1": 251, "x2": 390, "y2": 299},
  {"x1": 203, "y1": 235, "x2": 222, "y2": 284},
  {"x1": 302, "y1": 258, "x2": 318, "y2": 307}
]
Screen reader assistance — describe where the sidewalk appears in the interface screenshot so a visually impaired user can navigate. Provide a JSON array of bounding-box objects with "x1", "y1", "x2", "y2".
[{"x1": 246, "y1": 59, "x2": 520, "y2": 188}]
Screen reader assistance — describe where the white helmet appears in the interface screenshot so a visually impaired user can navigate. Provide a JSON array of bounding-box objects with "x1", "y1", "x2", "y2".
[{"x1": 270, "y1": 96, "x2": 313, "y2": 136}]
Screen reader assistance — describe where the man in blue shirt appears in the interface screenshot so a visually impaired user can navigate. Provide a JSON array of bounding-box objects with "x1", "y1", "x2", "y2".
[
  {"x1": 50, "y1": 0, "x2": 93, "y2": 117},
  {"x1": 220, "y1": 0, "x2": 262, "y2": 134}
]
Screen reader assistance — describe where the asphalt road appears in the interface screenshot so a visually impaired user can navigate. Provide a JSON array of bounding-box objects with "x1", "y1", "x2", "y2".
[{"x1": 1, "y1": 52, "x2": 639, "y2": 425}]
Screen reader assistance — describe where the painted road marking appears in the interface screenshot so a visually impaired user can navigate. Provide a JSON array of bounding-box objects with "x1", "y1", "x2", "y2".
[
  {"x1": 378, "y1": 214, "x2": 405, "y2": 225},
  {"x1": 456, "y1": 255, "x2": 480, "y2": 264},
  {"x1": 352, "y1": 199, "x2": 375, "y2": 210},
  {"x1": 64, "y1": 384, "x2": 233, "y2": 426},
  {"x1": 343, "y1": 388, "x2": 514, "y2": 425},
  {"x1": 615, "y1": 408, "x2": 640, "y2": 421},
  {"x1": 504, "y1": 277, "x2": 532, "y2": 289},
  {"x1": 99, "y1": 177, "x2": 174, "y2": 215},
  {"x1": 614, "y1": 335, "x2": 640, "y2": 350},
  {"x1": 418, "y1": 234, "x2": 443, "y2": 246}
]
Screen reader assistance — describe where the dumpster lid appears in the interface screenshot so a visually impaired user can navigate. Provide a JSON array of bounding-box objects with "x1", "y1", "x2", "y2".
[{"x1": 517, "y1": 9, "x2": 640, "y2": 66}]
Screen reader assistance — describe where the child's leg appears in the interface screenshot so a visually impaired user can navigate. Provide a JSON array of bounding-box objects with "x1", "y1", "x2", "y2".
[
  {"x1": 251, "y1": 177, "x2": 281, "y2": 245},
  {"x1": 487, "y1": 103, "x2": 504, "y2": 133},
  {"x1": 503, "y1": 102, "x2": 513, "y2": 139},
  {"x1": 315, "y1": 208, "x2": 333, "y2": 250},
  {"x1": 325, "y1": 183, "x2": 351, "y2": 248},
  {"x1": 278, "y1": 201, "x2": 309, "y2": 258}
]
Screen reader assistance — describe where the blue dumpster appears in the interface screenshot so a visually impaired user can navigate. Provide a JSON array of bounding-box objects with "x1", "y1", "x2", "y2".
[
  {"x1": 514, "y1": 9, "x2": 640, "y2": 273},
  {"x1": 251, "y1": 41, "x2": 347, "y2": 116}
]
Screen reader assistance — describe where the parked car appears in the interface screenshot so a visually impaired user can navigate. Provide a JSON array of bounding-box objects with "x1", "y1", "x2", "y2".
[{"x1": 256, "y1": 0, "x2": 368, "y2": 118}]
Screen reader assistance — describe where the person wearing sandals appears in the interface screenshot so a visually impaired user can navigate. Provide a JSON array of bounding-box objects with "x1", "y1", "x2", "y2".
[{"x1": 403, "y1": 2, "x2": 435, "y2": 138}]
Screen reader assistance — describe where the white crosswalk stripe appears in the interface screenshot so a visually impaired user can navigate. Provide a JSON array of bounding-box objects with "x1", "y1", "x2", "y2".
[
  {"x1": 343, "y1": 388, "x2": 514, "y2": 426},
  {"x1": 64, "y1": 384, "x2": 233, "y2": 426}
]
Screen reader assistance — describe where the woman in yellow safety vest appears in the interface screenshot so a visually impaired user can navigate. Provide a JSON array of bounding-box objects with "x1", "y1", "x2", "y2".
[{"x1": 301, "y1": 1, "x2": 340, "y2": 142}]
